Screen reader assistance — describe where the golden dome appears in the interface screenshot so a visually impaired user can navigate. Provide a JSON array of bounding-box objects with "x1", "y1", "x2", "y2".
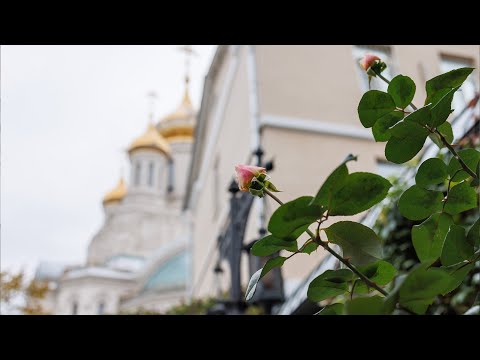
[
  {"x1": 158, "y1": 88, "x2": 196, "y2": 142},
  {"x1": 128, "y1": 123, "x2": 171, "y2": 156},
  {"x1": 103, "y1": 177, "x2": 127, "y2": 205},
  {"x1": 161, "y1": 88, "x2": 195, "y2": 122}
]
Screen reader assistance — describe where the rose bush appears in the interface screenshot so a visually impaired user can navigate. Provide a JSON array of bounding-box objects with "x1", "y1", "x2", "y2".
[{"x1": 241, "y1": 56, "x2": 479, "y2": 315}]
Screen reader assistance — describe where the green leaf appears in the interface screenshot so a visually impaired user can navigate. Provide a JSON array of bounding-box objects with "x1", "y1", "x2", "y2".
[
  {"x1": 325, "y1": 221, "x2": 383, "y2": 265},
  {"x1": 429, "y1": 122, "x2": 454, "y2": 149},
  {"x1": 383, "y1": 274, "x2": 407, "y2": 314},
  {"x1": 261, "y1": 256, "x2": 286, "y2": 276},
  {"x1": 372, "y1": 111, "x2": 404, "y2": 142},
  {"x1": 430, "y1": 87, "x2": 458, "y2": 127},
  {"x1": 358, "y1": 90, "x2": 396, "y2": 128},
  {"x1": 467, "y1": 218, "x2": 479, "y2": 248},
  {"x1": 415, "y1": 158, "x2": 448, "y2": 189},
  {"x1": 329, "y1": 172, "x2": 391, "y2": 216},
  {"x1": 403, "y1": 105, "x2": 432, "y2": 126},
  {"x1": 300, "y1": 241, "x2": 319, "y2": 255},
  {"x1": 412, "y1": 212, "x2": 453, "y2": 264},
  {"x1": 398, "y1": 265, "x2": 454, "y2": 314},
  {"x1": 425, "y1": 67, "x2": 474, "y2": 104},
  {"x1": 441, "y1": 262, "x2": 475, "y2": 295},
  {"x1": 388, "y1": 75, "x2": 416, "y2": 109},
  {"x1": 357, "y1": 260, "x2": 397, "y2": 286},
  {"x1": 245, "y1": 269, "x2": 262, "y2": 301},
  {"x1": 447, "y1": 149, "x2": 480, "y2": 182},
  {"x1": 398, "y1": 185, "x2": 443, "y2": 220},
  {"x1": 441, "y1": 225, "x2": 474, "y2": 266},
  {"x1": 245, "y1": 257, "x2": 287, "y2": 301},
  {"x1": 316, "y1": 303, "x2": 344, "y2": 315},
  {"x1": 250, "y1": 235, "x2": 298, "y2": 257},
  {"x1": 268, "y1": 196, "x2": 325, "y2": 238},
  {"x1": 344, "y1": 296, "x2": 386, "y2": 315},
  {"x1": 310, "y1": 154, "x2": 357, "y2": 207},
  {"x1": 307, "y1": 269, "x2": 353, "y2": 302},
  {"x1": 444, "y1": 182, "x2": 478, "y2": 215},
  {"x1": 385, "y1": 120, "x2": 429, "y2": 164}
]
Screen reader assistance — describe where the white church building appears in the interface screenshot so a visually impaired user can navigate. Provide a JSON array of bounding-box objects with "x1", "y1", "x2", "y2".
[{"x1": 35, "y1": 79, "x2": 196, "y2": 315}]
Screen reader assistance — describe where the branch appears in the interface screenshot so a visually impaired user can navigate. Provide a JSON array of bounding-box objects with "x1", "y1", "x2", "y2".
[
  {"x1": 372, "y1": 69, "x2": 477, "y2": 179},
  {"x1": 263, "y1": 189, "x2": 389, "y2": 297}
]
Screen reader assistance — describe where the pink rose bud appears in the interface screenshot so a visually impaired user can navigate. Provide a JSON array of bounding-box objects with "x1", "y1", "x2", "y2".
[
  {"x1": 235, "y1": 164, "x2": 267, "y2": 192},
  {"x1": 359, "y1": 54, "x2": 381, "y2": 71}
]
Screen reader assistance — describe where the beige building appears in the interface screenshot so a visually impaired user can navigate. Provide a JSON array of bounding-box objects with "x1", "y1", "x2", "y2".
[
  {"x1": 34, "y1": 45, "x2": 479, "y2": 314},
  {"x1": 185, "y1": 45, "x2": 479, "y2": 305}
]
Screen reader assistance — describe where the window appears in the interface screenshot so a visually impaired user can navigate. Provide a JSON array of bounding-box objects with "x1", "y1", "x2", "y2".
[
  {"x1": 148, "y1": 161, "x2": 154, "y2": 187},
  {"x1": 353, "y1": 45, "x2": 393, "y2": 92},
  {"x1": 72, "y1": 301, "x2": 78, "y2": 315},
  {"x1": 134, "y1": 162, "x2": 141, "y2": 186},
  {"x1": 97, "y1": 302, "x2": 105, "y2": 315},
  {"x1": 377, "y1": 160, "x2": 404, "y2": 181}
]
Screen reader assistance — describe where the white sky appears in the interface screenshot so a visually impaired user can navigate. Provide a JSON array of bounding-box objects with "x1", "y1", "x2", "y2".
[{"x1": 1, "y1": 45, "x2": 217, "y2": 274}]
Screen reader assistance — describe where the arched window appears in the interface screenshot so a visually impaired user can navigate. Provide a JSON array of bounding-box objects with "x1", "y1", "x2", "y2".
[
  {"x1": 72, "y1": 301, "x2": 78, "y2": 315},
  {"x1": 134, "y1": 162, "x2": 141, "y2": 186},
  {"x1": 148, "y1": 161, "x2": 154, "y2": 187},
  {"x1": 97, "y1": 301, "x2": 105, "y2": 315}
]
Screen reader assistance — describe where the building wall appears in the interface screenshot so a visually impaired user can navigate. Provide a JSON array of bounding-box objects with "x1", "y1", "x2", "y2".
[
  {"x1": 55, "y1": 278, "x2": 135, "y2": 315},
  {"x1": 191, "y1": 46, "x2": 253, "y2": 298},
  {"x1": 189, "y1": 45, "x2": 480, "y2": 300}
]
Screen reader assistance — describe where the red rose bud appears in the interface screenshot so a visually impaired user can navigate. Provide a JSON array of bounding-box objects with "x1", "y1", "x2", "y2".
[
  {"x1": 359, "y1": 54, "x2": 381, "y2": 71},
  {"x1": 235, "y1": 164, "x2": 267, "y2": 192}
]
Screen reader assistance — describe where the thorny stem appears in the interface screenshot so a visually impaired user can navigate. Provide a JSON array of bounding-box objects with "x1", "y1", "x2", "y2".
[
  {"x1": 372, "y1": 69, "x2": 477, "y2": 179},
  {"x1": 263, "y1": 189, "x2": 389, "y2": 297}
]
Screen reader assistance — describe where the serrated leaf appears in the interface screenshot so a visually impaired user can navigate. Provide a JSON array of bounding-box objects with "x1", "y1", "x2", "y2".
[
  {"x1": 307, "y1": 269, "x2": 353, "y2": 302},
  {"x1": 412, "y1": 212, "x2": 453, "y2": 264},
  {"x1": 444, "y1": 182, "x2": 477, "y2": 215},
  {"x1": 385, "y1": 120, "x2": 429, "y2": 164},
  {"x1": 310, "y1": 154, "x2": 357, "y2": 207},
  {"x1": 344, "y1": 296, "x2": 386, "y2": 315},
  {"x1": 398, "y1": 265, "x2": 454, "y2": 314},
  {"x1": 447, "y1": 149, "x2": 480, "y2": 182},
  {"x1": 388, "y1": 75, "x2": 416, "y2": 109},
  {"x1": 398, "y1": 185, "x2": 443, "y2": 221},
  {"x1": 358, "y1": 90, "x2": 396, "y2": 128},
  {"x1": 441, "y1": 224, "x2": 474, "y2": 266},
  {"x1": 325, "y1": 221, "x2": 383, "y2": 265},
  {"x1": 372, "y1": 111, "x2": 404, "y2": 142},
  {"x1": 329, "y1": 172, "x2": 391, "y2": 216},
  {"x1": 250, "y1": 235, "x2": 298, "y2": 257},
  {"x1": 268, "y1": 196, "x2": 325, "y2": 238},
  {"x1": 316, "y1": 303, "x2": 344, "y2": 315},
  {"x1": 415, "y1": 158, "x2": 448, "y2": 189}
]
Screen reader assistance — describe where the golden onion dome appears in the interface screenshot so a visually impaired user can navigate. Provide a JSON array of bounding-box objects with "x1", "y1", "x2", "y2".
[
  {"x1": 157, "y1": 88, "x2": 196, "y2": 142},
  {"x1": 128, "y1": 123, "x2": 171, "y2": 156},
  {"x1": 103, "y1": 177, "x2": 127, "y2": 205}
]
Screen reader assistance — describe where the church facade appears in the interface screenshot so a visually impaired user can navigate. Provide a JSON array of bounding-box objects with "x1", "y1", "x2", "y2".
[{"x1": 35, "y1": 80, "x2": 196, "y2": 315}]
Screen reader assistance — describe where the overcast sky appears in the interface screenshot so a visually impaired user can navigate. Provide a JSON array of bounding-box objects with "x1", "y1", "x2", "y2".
[{"x1": 1, "y1": 45, "x2": 217, "y2": 274}]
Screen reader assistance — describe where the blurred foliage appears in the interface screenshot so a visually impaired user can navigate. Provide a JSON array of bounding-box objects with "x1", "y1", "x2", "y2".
[
  {"x1": 166, "y1": 297, "x2": 217, "y2": 315},
  {"x1": 0, "y1": 270, "x2": 50, "y2": 315}
]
